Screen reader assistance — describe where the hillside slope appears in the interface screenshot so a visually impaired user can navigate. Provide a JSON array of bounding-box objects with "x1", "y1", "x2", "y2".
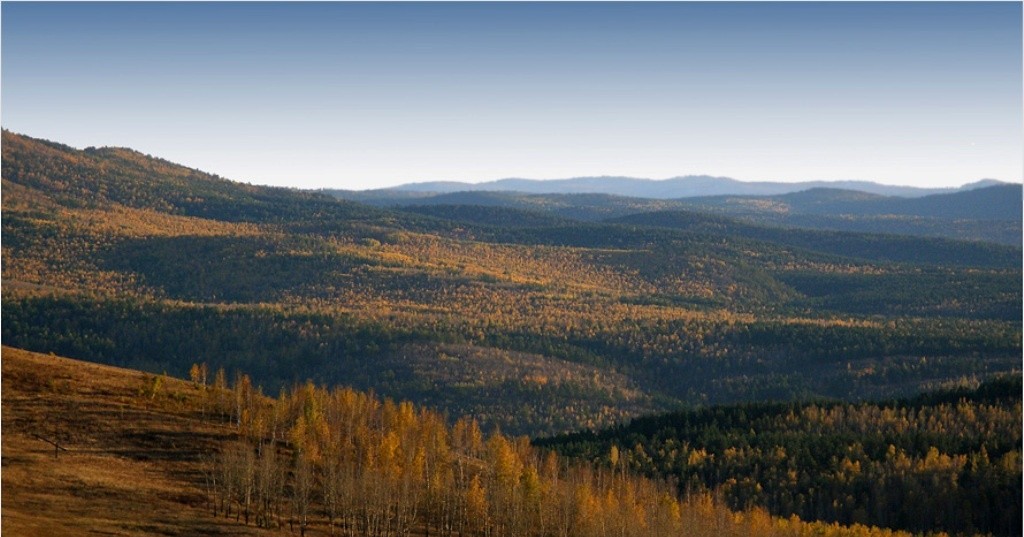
[
  {"x1": 538, "y1": 377, "x2": 1023, "y2": 536},
  {"x1": 1, "y1": 346, "x2": 249, "y2": 536},
  {"x1": 608, "y1": 209, "x2": 1019, "y2": 268},
  {"x1": 4, "y1": 346, "x2": 943, "y2": 537},
  {"x1": 773, "y1": 185, "x2": 1023, "y2": 220},
  {"x1": 671, "y1": 186, "x2": 1023, "y2": 243}
]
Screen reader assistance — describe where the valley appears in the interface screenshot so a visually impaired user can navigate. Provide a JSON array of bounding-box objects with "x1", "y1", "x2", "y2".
[
  {"x1": 2, "y1": 130, "x2": 1021, "y2": 436},
  {"x1": 1, "y1": 130, "x2": 1020, "y2": 536},
  {"x1": 3, "y1": 3, "x2": 1020, "y2": 536}
]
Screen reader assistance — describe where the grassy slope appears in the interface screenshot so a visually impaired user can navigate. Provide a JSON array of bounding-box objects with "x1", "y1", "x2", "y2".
[{"x1": 1, "y1": 346, "x2": 261, "y2": 536}]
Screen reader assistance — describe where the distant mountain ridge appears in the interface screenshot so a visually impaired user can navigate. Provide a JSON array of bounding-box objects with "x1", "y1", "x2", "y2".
[
  {"x1": 330, "y1": 184, "x2": 1022, "y2": 245},
  {"x1": 768, "y1": 184, "x2": 1024, "y2": 220},
  {"x1": 662, "y1": 184, "x2": 1023, "y2": 222},
  {"x1": 382, "y1": 175, "x2": 1012, "y2": 199}
]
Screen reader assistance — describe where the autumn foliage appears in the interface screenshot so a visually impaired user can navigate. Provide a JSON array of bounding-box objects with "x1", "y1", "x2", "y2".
[{"x1": 204, "y1": 368, "x2": 946, "y2": 537}]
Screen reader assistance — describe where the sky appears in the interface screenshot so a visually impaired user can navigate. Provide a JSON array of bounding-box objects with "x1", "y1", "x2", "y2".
[{"x1": 2, "y1": 2, "x2": 1021, "y2": 190}]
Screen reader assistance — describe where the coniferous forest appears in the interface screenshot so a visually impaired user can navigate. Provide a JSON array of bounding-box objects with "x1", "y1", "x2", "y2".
[
  {"x1": 538, "y1": 378, "x2": 1022, "y2": 536},
  {"x1": 2, "y1": 130, "x2": 1021, "y2": 536}
]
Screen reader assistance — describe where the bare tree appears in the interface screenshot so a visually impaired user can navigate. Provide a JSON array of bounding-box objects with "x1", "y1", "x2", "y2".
[
  {"x1": 255, "y1": 441, "x2": 283, "y2": 528},
  {"x1": 291, "y1": 453, "x2": 314, "y2": 537}
]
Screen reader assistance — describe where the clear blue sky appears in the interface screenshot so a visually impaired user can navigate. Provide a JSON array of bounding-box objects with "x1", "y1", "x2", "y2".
[{"x1": 3, "y1": 2, "x2": 1021, "y2": 190}]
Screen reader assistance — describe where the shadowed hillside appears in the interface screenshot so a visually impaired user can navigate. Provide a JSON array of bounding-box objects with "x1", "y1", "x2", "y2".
[
  {"x1": 330, "y1": 186, "x2": 1022, "y2": 245},
  {"x1": 539, "y1": 376, "x2": 1023, "y2": 536}
]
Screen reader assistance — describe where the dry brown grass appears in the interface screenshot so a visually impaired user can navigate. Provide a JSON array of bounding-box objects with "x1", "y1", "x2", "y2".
[{"x1": 1, "y1": 346, "x2": 278, "y2": 536}]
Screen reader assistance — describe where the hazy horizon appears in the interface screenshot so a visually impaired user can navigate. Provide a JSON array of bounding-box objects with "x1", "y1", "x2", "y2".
[
  {"x1": 2, "y1": 125, "x2": 1016, "y2": 193},
  {"x1": 3, "y1": 2, "x2": 1021, "y2": 190},
  {"x1": 5, "y1": 124, "x2": 1017, "y2": 193}
]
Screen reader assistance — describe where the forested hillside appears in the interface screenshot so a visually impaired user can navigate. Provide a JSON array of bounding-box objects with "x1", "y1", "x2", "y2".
[
  {"x1": 538, "y1": 378, "x2": 1022, "y2": 537},
  {"x1": 669, "y1": 186, "x2": 1023, "y2": 245},
  {"x1": 3, "y1": 346, "x2": 981, "y2": 537},
  {"x1": 2, "y1": 130, "x2": 1021, "y2": 437}
]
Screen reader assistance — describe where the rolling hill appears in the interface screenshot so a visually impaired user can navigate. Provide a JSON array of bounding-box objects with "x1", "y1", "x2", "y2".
[
  {"x1": 768, "y1": 185, "x2": 1022, "y2": 220},
  {"x1": 668, "y1": 185, "x2": 1023, "y2": 242},
  {"x1": 329, "y1": 186, "x2": 1022, "y2": 245},
  {"x1": 2, "y1": 130, "x2": 1021, "y2": 438}
]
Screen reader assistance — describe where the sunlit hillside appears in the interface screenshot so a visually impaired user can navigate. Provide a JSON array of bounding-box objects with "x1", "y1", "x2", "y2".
[{"x1": 3, "y1": 346, "x2": 972, "y2": 537}]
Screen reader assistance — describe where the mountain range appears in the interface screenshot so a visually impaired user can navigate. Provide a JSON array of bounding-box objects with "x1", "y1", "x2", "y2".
[
  {"x1": 331, "y1": 183, "x2": 1022, "y2": 245},
  {"x1": 356, "y1": 175, "x2": 1011, "y2": 199}
]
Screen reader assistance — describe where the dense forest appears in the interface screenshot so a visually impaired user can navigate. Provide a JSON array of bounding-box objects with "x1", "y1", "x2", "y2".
[
  {"x1": 538, "y1": 378, "x2": 1022, "y2": 537},
  {"x1": 194, "y1": 355, "x2": 984, "y2": 537}
]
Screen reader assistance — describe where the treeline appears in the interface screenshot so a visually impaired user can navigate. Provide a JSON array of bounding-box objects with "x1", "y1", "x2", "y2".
[
  {"x1": 610, "y1": 209, "x2": 1021, "y2": 268},
  {"x1": 782, "y1": 212, "x2": 1023, "y2": 247},
  {"x1": 537, "y1": 378, "x2": 1023, "y2": 536},
  {"x1": 780, "y1": 269, "x2": 1021, "y2": 320},
  {"x1": 197, "y1": 366, "x2": 933, "y2": 537}
]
